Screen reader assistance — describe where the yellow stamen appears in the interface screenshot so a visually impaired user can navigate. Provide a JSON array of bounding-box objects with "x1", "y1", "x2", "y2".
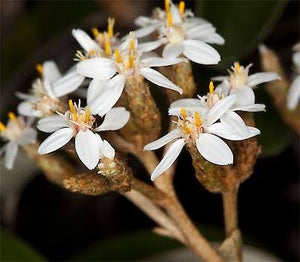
[
  {"x1": 69, "y1": 99, "x2": 75, "y2": 113},
  {"x1": 167, "y1": 12, "x2": 173, "y2": 27},
  {"x1": 181, "y1": 108, "x2": 187, "y2": 119},
  {"x1": 129, "y1": 31, "x2": 135, "y2": 51},
  {"x1": 88, "y1": 49, "x2": 96, "y2": 57},
  {"x1": 91, "y1": 27, "x2": 100, "y2": 37},
  {"x1": 165, "y1": 0, "x2": 170, "y2": 12},
  {"x1": 36, "y1": 64, "x2": 43, "y2": 75},
  {"x1": 107, "y1": 17, "x2": 115, "y2": 38},
  {"x1": 179, "y1": 1, "x2": 185, "y2": 14},
  {"x1": 234, "y1": 62, "x2": 240, "y2": 71},
  {"x1": 104, "y1": 34, "x2": 111, "y2": 56},
  {"x1": 209, "y1": 81, "x2": 214, "y2": 94},
  {"x1": 85, "y1": 108, "x2": 91, "y2": 122},
  {"x1": 8, "y1": 112, "x2": 17, "y2": 122},
  {"x1": 0, "y1": 122, "x2": 6, "y2": 132},
  {"x1": 114, "y1": 50, "x2": 122, "y2": 63},
  {"x1": 194, "y1": 112, "x2": 202, "y2": 127},
  {"x1": 182, "y1": 124, "x2": 191, "y2": 134}
]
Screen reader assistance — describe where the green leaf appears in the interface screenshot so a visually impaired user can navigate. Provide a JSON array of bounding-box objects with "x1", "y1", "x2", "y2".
[
  {"x1": 195, "y1": 0, "x2": 287, "y2": 67},
  {"x1": 0, "y1": 231, "x2": 45, "y2": 261}
]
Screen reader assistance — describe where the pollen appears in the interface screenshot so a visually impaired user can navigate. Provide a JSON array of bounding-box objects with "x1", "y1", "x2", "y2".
[
  {"x1": 179, "y1": 1, "x2": 185, "y2": 14},
  {"x1": 234, "y1": 62, "x2": 240, "y2": 72},
  {"x1": 167, "y1": 12, "x2": 173, "y2": 27},
  {"x1": 209, "y1": 81, "x2": 214, "y2": 94},
  {"x1": 91, "y1": 27, "x2": 100, "y2": 37},
  {"x1": 182, "y1": 124, "x2": 191, "y2": 134},
  {"x1": 107, "y1": 17, "x2": 115, "y2": 38},
  {"x1": 181, "y1": 108, "x2": 187, "y2": 119},
  {"x1": 69, "y1": 99, "x2": 75, "y2": 113},
  {"x1": 0, "y1": 122, "x2": 6, "y2": 132},
  {"x1": 114, "y1": 50, "x2": 122, "y2": 63},
  {"x1": 194, "y1": 112, "x2": 202, "y2": 127},
  {"x1": 36, "y1": 64, "x2": 43, "y2": 75},
  {"x1": 8, "y1": 112, "x2": 17, "y2": 121},
  {"x1": 104, "y1": 33, "x2": 111, "y2": 56},
  {"x1": 129, "y1": 31, "x2": 135, "y2": 51},
  {"x1": 165, "y1": 0, "x2": 170, "y2": 12},
  {"x1": 85, "y1": 108, "x2": 91, "y2": 122},
  {"x1": 128, "y1": 51, "x2": 134, "y2": 68}
]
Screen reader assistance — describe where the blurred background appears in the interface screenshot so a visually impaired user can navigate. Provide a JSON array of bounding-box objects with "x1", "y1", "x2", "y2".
[{"x1": 0, "y1": 0, "x2": 299, "y2": 261}]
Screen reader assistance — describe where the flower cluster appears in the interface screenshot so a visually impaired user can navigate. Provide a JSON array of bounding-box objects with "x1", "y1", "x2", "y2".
[{"x1": 1, "y1": 0, "x2": 280, "y2": 177}]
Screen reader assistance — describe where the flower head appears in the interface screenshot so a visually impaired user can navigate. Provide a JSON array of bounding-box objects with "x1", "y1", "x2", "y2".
[
  {"x1": 0, "y1": 112, "x2": 37, "y2": 169},
  {"x1": 144, "y1": 95, "x2": 261, "y2": 181},
  {"x1": 17, "y1": 61, "x2": 84, "y2": 118},
  {"x1": 213, "y1": 62, "x2": 280, "y2": 106},
  {"x1": 38, "y1": 100, "x2": 130, "y2": 170},
  {"x1": 133, "y1": 0, "x2": 223, "y2": 65}
]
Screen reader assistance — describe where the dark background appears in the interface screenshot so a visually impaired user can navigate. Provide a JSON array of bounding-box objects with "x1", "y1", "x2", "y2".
[{"x1": 0, "y1": 0, "x2": 299, "y2": 261}]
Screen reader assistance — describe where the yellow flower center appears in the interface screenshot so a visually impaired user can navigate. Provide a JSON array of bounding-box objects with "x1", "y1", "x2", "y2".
[
  {"x1": 179, "y1": 1, "x2": 185, "y2": 14},
  {"x1": 36, "y1": 64, "x2": 43, "y2": 75},
  {"x1": 104, "y1": 33, "x2": 112, "y2": 56},
  {"x1": 107, "y1": 17, "x2": 115, "y2": 38},
  {"x1": 229, "y1": 61, "x2": 248, "y2": 89},
  {"x1": 165, "y1": 0, "x2": 170, "y2": 12},
  {"x1": 209, "y1": 81, "x2": 214, "y2": 94}
]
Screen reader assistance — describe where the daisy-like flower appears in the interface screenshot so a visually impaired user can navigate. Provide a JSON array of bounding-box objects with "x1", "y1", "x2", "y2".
[
  {"x1": 212, "y1": 62, "x2": 280, "y2": 106},
  {"x1": 144, "y1": 95, "x2": 260, "y2": 181},
  {"x1": 133, "y1": 0, "x2": 223, "y2": 65},
  {"x1": 37, "y1": 100, "x2": 130, "y2": 170},
  {"x1": 17, "y1": 61, "x2": 84, "y2": 118},
  {"x1": 0, "y1": 112, "x2": 37, "y2": 169},
  {"x1": 287, "y1": 43, "x2": 300, "y2": 110},
  {"x1": 169, "y1": 81, "x2": 266, "y2": 138},
  {"x1": 76, "y1": 32, "x2": 184, "y2": 116}
]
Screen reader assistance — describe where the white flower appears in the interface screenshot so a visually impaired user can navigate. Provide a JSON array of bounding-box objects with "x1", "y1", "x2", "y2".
[
  {"x1": 77, "y1": 33, "x2": 184, "y2": 116},
  {"x1": 0, "y1": 113, "x2": 37, "y2": 170},
  {"x1": 133, "y1": 0, "x2": 223, "y2": 65},
  {"x1": 169, "y1": 81, "x2": 265, "y2": 138},
  {"x1": 17, "y1": 61, "x2": 84, "y2": 118},
  {"x1": 38, "y1": 100, "x2": 130, "y2": 170},
  {"x1": 287, "y1": 45, "x2": 300, "y2": 110},
  {"x1": 212, "y1": 62, "x2": 280, "y2": 106},
  {"x1": 144, "y1": 96, "x2": 260, "y2": 181}
]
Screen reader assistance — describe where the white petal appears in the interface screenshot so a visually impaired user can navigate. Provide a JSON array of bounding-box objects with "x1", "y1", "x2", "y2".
[
  {"x1": 162, "y1": 43, "x2": 184, "y2": 59},
  {"x1": 18, "y1": 128, "x2": 37, "y2": 145},
  {"x1": 186, "y1": 23, "x2": 215, "y2": 40},
  {"x1": 76, "y1": 58, "x2": 116, "y2": 80},
  {"x1": 169, "y1": 106, "x2": 208, "y2": 117},
  {"x1": 170, "y1": 98, "x2": 204, "y2": 108},
  {"x1": 138, "y1": 39, "x2": 164, "y2": 53},
  {"x1": 292, "y1": 51, "x2": 300, "y2": 69},
  {"x1": 75, "y1": 130, "x2": 100, "y2": 170},
  {"x1": 144, "y1": 129, "x2": 182, "y2": 151},
  {"x1": 135, "y1": 16, "x2": 153, "y2": 27},
  {"x1": 43, "y1": 61, "x2": 62, "y2": 83},
  {"x1": 100, "y1": 140, "x2": 115, "y2": 159},
  {"x1": 89, "y1": 75, "x2": 125, "y2": 116},
  {"x1": 140, "y1": 68, "x2": 183, "y2": 94},
  {"x1": 141, "y1": 56, "x2": 186, "y2": 68},
  {"x1": 38, "y1": 128, "x2": 73, "y2": 154},
  {"x1": 170, "y1": 2, "x2": 182, "y2": 24},
  {"x1": 133, "y1": 24, "x2": 160, "y2": 38},
  {"x1": 151, "y1": 139, "x2": 186, "y2": 181},
  {"x1": 72, "y1": 28, "x2": 101, "y2": 52},
  {"x1": 196, "y1": 133, "x2": 233, "y2": 165},
  {"x1": 37, "y1": 115, "x2": 68, "y2": 133},
  {"x1": 215, "y1": 81, "x2": 230, "y2": 96},
  {"x1": 87, "y1": 79, "x2": 107, "y2": 105},
  {"x1": 207, "y1": 123, "x2": 260, "y2": 141},
  {"x1": 231, "y1": 103, "x2": 266, "y2": 112},
  {"x1": 220, "y1": 111, "x2": 249, "y2": 137},
  {"x1": 287, "y1": 75, "x2": 300, "y2": 110},
  {"x1": 205, "y1": 33, "x2": 225, "y2": 45},
  {"x1": 205, "y1": 95, "x2": 237, "y2": 125},
  {"x1": 52, "y1": 71, "x2": 85, "y2": 97},
  {"x1": 43, "y1": 79, "x2": 57, "y2": 99},
  {"x1": 248, "y1": 72, "x2": 280, "y2": 87},
  {"x1": 95, "y1": 107, "x2": 130, "y2": 131},
  {"x1": 4, "y1": 142, "x2": 19, "y2": 170},
  {"x1": 17, "y1": 102, "x2": 40, "y2": 117},
  {"x1": 183, "y1": 39, "x2": 220, "y2": 65},
  {"x1": 15, "y1": 92, "x2": 38, "y2": 101},
  {"x1": 230, "y1": 86, "x2": 255, "y2": 106}
]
